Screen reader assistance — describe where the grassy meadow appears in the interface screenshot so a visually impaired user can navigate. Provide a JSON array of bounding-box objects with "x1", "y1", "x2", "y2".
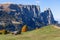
[{"x1": 0, "y1": 25, "x2": 60, "y2": 40}]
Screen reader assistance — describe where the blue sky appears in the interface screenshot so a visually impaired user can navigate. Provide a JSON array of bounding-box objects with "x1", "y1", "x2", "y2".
[{"x1": 0, "y1": 0, "x2": 60, "y2": 22}]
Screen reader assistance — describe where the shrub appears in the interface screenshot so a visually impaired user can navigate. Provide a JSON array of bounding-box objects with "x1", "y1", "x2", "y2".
[{"x1": 0, "y1": 30, "x2": 7, "y2": 34}]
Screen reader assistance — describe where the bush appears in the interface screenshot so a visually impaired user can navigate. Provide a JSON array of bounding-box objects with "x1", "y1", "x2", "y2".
[{"x1": 0, "y1": 30, "x2": 7, "y2": 34}]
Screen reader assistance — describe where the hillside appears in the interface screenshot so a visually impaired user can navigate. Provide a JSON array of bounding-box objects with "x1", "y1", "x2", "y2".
[{"x1": 0, "y1": 25, "x2": 60, "y2": 40}]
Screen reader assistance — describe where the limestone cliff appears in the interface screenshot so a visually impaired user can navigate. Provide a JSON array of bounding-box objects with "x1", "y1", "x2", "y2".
[{"x1": 0, "y1": 4, "x2": 57, "y2": 31}]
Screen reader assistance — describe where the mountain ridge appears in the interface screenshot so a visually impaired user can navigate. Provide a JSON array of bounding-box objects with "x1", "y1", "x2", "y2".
[{"x1": 0, "y1": 4, "x2": 58, "y2": 31}]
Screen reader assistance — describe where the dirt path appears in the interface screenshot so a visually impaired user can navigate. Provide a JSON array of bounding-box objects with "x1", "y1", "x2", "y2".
[{"x1": 53, "y1": 25, "x2": 60, "y2": 29}]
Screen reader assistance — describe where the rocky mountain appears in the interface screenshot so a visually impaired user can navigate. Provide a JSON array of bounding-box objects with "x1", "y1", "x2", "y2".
[
  {"x1": 0, "y1": 4, "x2": 57, "y2": 31},
  {"x1": 40, "y1": 8, "x2": 58, "y2": 26}
]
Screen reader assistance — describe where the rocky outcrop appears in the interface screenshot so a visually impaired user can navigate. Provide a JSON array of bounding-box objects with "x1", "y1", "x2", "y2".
[
  {"x1": 0, "y1": 4, "x2": 57, "y2": 31},
  {"x1": 40, "y1": 8, "x2": 57, "y2": 26}
]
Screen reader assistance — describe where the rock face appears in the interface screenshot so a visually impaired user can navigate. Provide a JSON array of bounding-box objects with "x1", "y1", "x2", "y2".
[
  {"x1": 0, "y1": 4, "x2": 57, "y2": 31},
  {"x1": 40, "y1": 8, "x2": 57, "y2": 26}
]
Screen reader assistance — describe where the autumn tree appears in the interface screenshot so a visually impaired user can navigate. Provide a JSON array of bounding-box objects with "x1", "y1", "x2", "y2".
[{"x1": 21, "y1": 25, "x2": 27, "y2": 32}]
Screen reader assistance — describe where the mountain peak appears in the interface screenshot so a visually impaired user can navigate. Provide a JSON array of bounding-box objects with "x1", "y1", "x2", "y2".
[{"x1": 44, "y1": 8, "x2": 51, "y2": 11}]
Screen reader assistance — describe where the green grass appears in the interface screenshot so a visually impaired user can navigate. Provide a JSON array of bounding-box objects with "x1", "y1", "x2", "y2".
[{"x1": 0, "y1": 25, "x2": 60, "y2": 40}]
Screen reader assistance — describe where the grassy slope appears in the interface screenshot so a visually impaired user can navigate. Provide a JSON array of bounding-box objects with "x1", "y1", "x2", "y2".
[{"x1": 0, "y1": 25, "x2": 60, "y2": 40}]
